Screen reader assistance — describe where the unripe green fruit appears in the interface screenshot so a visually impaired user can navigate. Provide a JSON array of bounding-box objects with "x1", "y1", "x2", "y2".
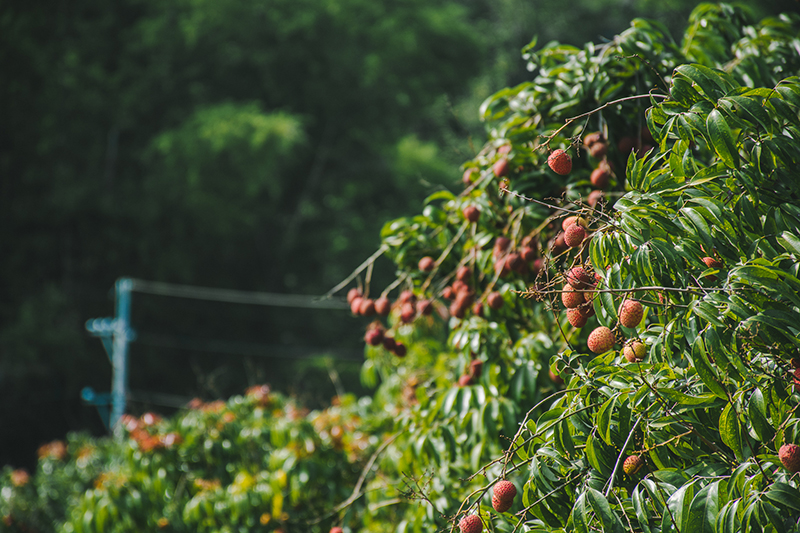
[{"x1": 623, "y1": 340, "x2": 646, "y2": 362}]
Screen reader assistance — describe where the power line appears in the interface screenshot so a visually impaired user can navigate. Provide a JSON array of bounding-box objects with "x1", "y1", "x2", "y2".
[
  {"x1": 130, "y1": 279, "x2": 348, "y2": 310},
  {"x1": 137, "y1": 332, "x2": 363, "y2": 360}
]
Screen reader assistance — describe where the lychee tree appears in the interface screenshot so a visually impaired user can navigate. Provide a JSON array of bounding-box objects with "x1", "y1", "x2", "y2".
[{"x1": 345, "y1": 4, "x2": 800, "y2": 532}]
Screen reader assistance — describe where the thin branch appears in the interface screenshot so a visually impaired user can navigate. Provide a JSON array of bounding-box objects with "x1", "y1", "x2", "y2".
[{"x1": 325, "y1": 245, "x2": 388, "y2": 298}]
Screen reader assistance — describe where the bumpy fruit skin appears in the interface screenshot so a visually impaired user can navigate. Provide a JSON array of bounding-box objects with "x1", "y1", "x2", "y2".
[
  {"x1": 463, "y1": 205, "x2": 480, "y2": 223},
  {"x1": 623, "y1": 455, "x2": 644, "y2": 475},
  {"x1": 779, "y1": 443, "x2": 800, "y2": 473},
  {"x1": 547, "y1": 149, "x2": 572, "y2": 175},
  {"x1": 493, "y1": 480, "x2": 517, "y2": 503},
  {"x1": 619, "y1": 299, "x2": 644, "y2": 328},
  {"x1": 564, "y1": 224, "x2": 586, "y2": 248},
  {"x1": 567, "y1": 307, "x2": 589, "y2": 328},
  {"x1": 459, "y1": 515, "x2": 483, "y2": 533},
  {"x1": 566, "y1": 267, "x2": 594, "y2": 289},
  {"x1": 588, "y1": 326, "x2": 615, "y2": 353},
  {"x1": 562, "y1": 287, "x2": 585, "y2": 309},
  {"x1": 492, "y1": 495, "x2": 512, "y2": 512},
  {"x1": 623, "y1": 340, "x2": 646, "y2": 362}
]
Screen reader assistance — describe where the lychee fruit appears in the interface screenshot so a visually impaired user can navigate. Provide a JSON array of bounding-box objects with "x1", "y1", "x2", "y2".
[
  {"x1": 567, "y1": 307, "x2": 589, "y2": 328},
  {"x1": 382, "y1": 336, "x2": 396, "y2": 352},
  {"x1": 418, "y1": 256, "x2": 435, "y2": 272},
  {"x1": 588, "y1": 326, "x2": 615, "y2": 353},
  {"x1": 623, "y1": 340, "x2": 646, "y2": 362},
  {"x1": 587, "y1": 190, "x2": 605, "y2": 208},
  {"x1": 458, "y1": 374, "x2": 474, "y2": 387},
  {"x1": 398, "y1": 290, "x2": 416, "y2": 304},
  {"x1": 350, "y1": 297, "x2": 363, "y2": 315},
  {"x1": 364, "y1": 326, "x2": 384, "y2": 346},
  {"x1": 549, "y1": 368, "x2": 564, "y2": 385},
  {"x1": 442, "y1": 286, "x2": 455, "y2": 300},
  {"x1": 564, "y1": 224, "x2": 586, "y2": 248},
  {"x1": 472, "y1": 302, "x2": 484, "y2": 317},
  {"x1": 589, "y1": 141, "x2": 608, "y2": 159},
  {"x1": 583, "y1": 132, "x2": 604, "y2": 148},
  {"x1": 520, "y1": 246, "x2": 536, "y2": 262},
  {"x1": 463, "y1": 205, "x2": 480, "y2": 223},
  {"x1": 494, "y1": 258, "x2": 510, "y2": 277},
  {"x1": 374, "y1": 296, "x2": 391, "y2": 316},
  {"x1": 330, "y1": 528, "x2": 344, "y2": 533},
  {"x1": 779, "y1": 444, "x2": 800, "y2": 473},
  {"x1": 393, "y1": 342, "x2": 407, "y2": 357},
  {"x1": 456, "y1": 266, "x2": 471, "y2": 282},
  {"x1": 400, "y1": 303, "x2": 416, "y2": 323},
  {"x1": 450, "y1": 301, "x2": 466, "y2": 319},
  {"x1": 346, "y1": 288, "x2": 362, "y2": 304},
  {"x1": 623, "y1": 455, "x2": 644, "y2": 475},
  {"x1": 505, "y1": 252, "x2": 524, "y2": 273},
  {"x1": 701, "y1": 257, "x2": 723, "y2": 282},
  {"x1": 590, "y1": 163, "x2": 611, "y2": 189},
  {"x1": 493, "y1": 158, "x2": 509, "y2": 178},
  {"x1": 547, "y1": 149, "x2": 572, "y2": 175},
  {"x1": 487, "y1": 291, "x2": 504, "y2": 310},
  {"x1": 452, "y1": 280, "x2": 469, "y2": 295},
  {"x1": 562, "y1": 216, "x2": 578, "y2": 231},
  {"x1": 551, "y1": 233, "x2": 567, "y2": 254},
  {"x1": 494, "y1": 236, "x2": 511, "y2": 255},
  {"x1": 359, "y1": 298, "x2": 376, "y2": 316},
  {"x1": 462, "y1": 169, "x2": 477, "y2": 185},
  {"x1": 565, "y1": 267, "x2": 594, "y2": 289},
  {"x1": 416, "y1": 299, "x2": 433, "y2": 316},
  {"x1": 619, "y1": 299, "x2": 644, "y2": 328},
  {"x1": 561, "y1": 287, "x2": 585, "y2": 309},
  {"x1": 493, "y1": 480, "x2": 517, "y2": 504},
  {"x1": 459, "y1": 514, "x2": 483, "y2": 533}
]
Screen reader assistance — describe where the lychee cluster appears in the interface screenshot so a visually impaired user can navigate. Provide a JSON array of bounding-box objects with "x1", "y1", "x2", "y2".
[
  {"x1": 491, "y1": 480, "x2": 517, "y2": 512},
  {"x1": 458, "y1": 358, "x2": 483, "y2": 387}
]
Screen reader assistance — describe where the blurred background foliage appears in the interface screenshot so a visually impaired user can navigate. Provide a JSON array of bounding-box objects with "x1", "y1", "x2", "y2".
[{"x1": 1, "y1": 0, "x2": 795, "y2": 468}]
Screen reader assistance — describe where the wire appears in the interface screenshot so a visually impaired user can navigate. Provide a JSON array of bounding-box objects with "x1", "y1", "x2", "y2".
[
  {"x1": 137, "y1": 332, "x2": 363, "y2": 360},
  {"x1": 129, "y1": 279, "x2": 348, "y2": 310}
]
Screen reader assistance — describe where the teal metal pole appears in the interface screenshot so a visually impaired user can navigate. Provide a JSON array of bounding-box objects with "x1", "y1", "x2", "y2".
[{"x1": 111, "y1": 278, "x2": 133, "y2": 433}]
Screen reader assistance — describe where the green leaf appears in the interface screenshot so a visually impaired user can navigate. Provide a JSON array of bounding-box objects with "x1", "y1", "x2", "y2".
[
  {"x1": 571, "y1": 492, "x2": 590, "y2": 533},
  {"x1": 706, "y1": 108, "x2": 739, "y2": 169},
  {"x1": 596, "y1": 395, "x2": 618, "y2": 446},
  {"x1": 764, "y1": 482, "x2": 800, "y2": 512},
  {"x1": 656, "y1": 389, "x2": 722, "y2": 408},
  {"x1": 587, "y1": 488, "x2": 622, "y2": 533},
  {"x1": 632, "y1": 486, "x2": 652, "y2": 533},
  {"x1": 748, "y1": 389, "x2": 775, "y2": 443},
  {"x1": 691, "y1": 336, "x2": 727, "y2": 399},
  {"x1": 686, "y1": 481, "x2": 719, "y2": 533},
  {"x1": 719, "y1": 403, "x2": 742, "y2": 459}
]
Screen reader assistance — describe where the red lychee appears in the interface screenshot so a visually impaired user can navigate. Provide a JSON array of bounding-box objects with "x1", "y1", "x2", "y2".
[
  {"x1": 701, "y1": 257, "x2": 723, "y2": 282},
  {"x1": 493, "y1": 158, "x2": 509, "y2": 178},
  {"x1": 619, "y1": 299, "x2": 644, "y2": 328},
  {"x1": 549, "y1": 368, "x2": 564, "y2": 385},
  {"x1": 364, "y1": 326, "x2": 384, "y2": 346},
  {"x1": 505, "y1": 252, "x2": 524, "y2": 273},
  {"x1": 623, "y1": 455, "x2": 644, "y2": 475},
  {"x1": 520, "y1": 246, "x2": 536, "y2": 262},
  {"x1": 590, "y1": 162, "x2": 611, "y2": 189},
  {"x1": 418, "y1": 256, "x2": 435, "y2": 272},
  {"x1": 346, "y1": 288, "x2": 362, "y2": 304},
  {"x1": 456, "y1": 265, "x2": 471, "y2": 282},
  {"x1": 459, "y1": 514, "x2": 483, "y2": 533},
  {"x1": 567, "y1": 307, "x2": 589, "y2": 328},
  {"x1": 416, "y1": 299, "x2": 433, "y2": 316},
  {"x1": 587, "y1": 190, "x2": 605, "y2": 208},
  {"x1": 330, "y1": 528, "x2": 344, "y2": 533},
  {"x1": 393, "y1": 342, "x2": 407, "y2": 357},
  {"x1": 780, "y1": 443, "x2": 800, "y2": 473},
  {"x1": 583, "y1": 131, "x2": 604, "y2": 148},
  {"x1": 462, "y1": 169, "x2": 477, "y2": 185},
  {"x1": 442, "y1": 286, "x2": 455, "y2": 300},
  {"x1": 359, "y1": 298, "x2": 376, "y2": 316},
  {"x1": 492, "y1": 479, "x2": 517, "y2": 513},
  {"x1": 458, "y1": 374, "x2": 474, "y2": 387},
  {"x1": 561, "y1": 287, "x2": 585, "y2": 309},
  {"x1": 374, "y1": 296, "x2": 391, "y2": 316},
  {"x1": 565, "y1": 267, "x2": 594, "y2": 289},
  {"x1": 588, "y1": 326, "x2": 615, "y2": 353},
  {"x1": 564, "y1": 224, "x2": 586, "y2": 248},
  {"x1": 350, "y1": 297, "x2": 363, "y2": 315},
  {"x1": 400, "y1": 303, "x2": 416, "y2": 323},
  {"x1": 487, "y1": 291, "x2": 504, "y2": 310},
  {"x1": 463, "y1": 205, "x2": 480, "y2": 223},
  {"x1": 398, "y1": 290, "x2": 416, "y2": 304},
  {"x1": 547, "y1": 149, "x2": 572, "y2": 176},
  {"x1": 589, "y1": 142, "x2": 608, "y2": 159}
]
